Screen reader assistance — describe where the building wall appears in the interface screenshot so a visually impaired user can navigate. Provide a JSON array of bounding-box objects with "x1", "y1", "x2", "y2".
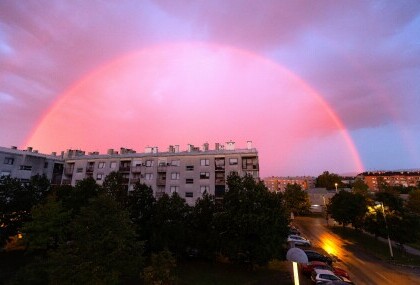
[
  {"x1": 0, "y1": 146, "x2": 63, "y2": 183},
  {"x1": 358, "y1": 171, "x2": 420, "y2": 191},
  {"x1": 263, "y1": 176, "x2": 316, "y2": 192}
]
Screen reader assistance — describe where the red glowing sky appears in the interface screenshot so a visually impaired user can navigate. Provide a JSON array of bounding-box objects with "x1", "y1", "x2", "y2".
[{"x1": 26, "y1": 43, "x2": 363, "y2": 176}]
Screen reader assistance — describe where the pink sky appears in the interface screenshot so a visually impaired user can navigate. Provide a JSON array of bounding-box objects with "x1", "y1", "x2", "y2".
[{"x1": 1, "y1": 1, "x2": 419, "y2": 176}]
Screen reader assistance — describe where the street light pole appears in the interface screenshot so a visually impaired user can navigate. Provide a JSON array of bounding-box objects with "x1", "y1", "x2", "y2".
[
  {"x1": 379, "y1": 202, "x2": 394, "y2": 260},
  {"x1": 334, "y1": 183, "x2": 338, "y2": 193}
]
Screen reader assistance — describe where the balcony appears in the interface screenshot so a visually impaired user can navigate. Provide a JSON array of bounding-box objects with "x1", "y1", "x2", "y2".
[
  {"x1": 215, "y1": 166, "x2": 225, "y2": 171},
  {"x1": 119, "y1": 166, "x2": 131, "y2": 172},
  {"x1": 157, "y1": 164, "x2": 167, "y2": 172},
  {"x1": 242, "y1": 164, "x2": 259, "y2": 171},
  {"x1": 64, "y1": 167, "x2": 74, "y2": 176},
  {"x1": 86, "y1": 167, "x2": 94, "y2": 173},
  {"x1": 157, "y1": 178, "x2": 166, "y2": 186},
  {"x1": 215, "y1": 178, "x2": 225, "y2": 185},
  {"x1": 131, "y1": 178, "x2": 140, "y2": 184}
]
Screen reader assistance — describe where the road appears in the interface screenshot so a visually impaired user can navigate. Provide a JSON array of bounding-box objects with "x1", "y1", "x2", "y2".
[{"x1": 292, "y1": 216, "x2": 420, "y2": 285}]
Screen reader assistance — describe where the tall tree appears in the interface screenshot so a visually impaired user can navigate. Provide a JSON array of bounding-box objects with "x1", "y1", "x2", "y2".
[
  {"x1": 102, "y1": 171, "x2": 128, "y2": 205},
  {"x1": 315, "y1": 171, "x2": 342, "y2": 190},
  {"x1": 328, "y1": 191, "x2": 367, "y2": 229},
  {"x1": 352, "y1": 178, "x2": 369, "y2": 196},
  {"x1": 283, "y1": 183, "x2": 311, "y2": 216},
  {"x1": 406, "y1": 189, "x2": 420, "y2": 215}
]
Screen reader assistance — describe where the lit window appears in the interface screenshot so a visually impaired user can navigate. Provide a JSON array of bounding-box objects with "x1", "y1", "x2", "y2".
[
  {"x1": 1, "y1": 171, "x2": 11, "y2": 177},
  {"x1": 200, "y1": 159, "x2": 210, "y2": 166},
  {"x1": 96, "y1": 173, "x2": 103, "y2": 180}
]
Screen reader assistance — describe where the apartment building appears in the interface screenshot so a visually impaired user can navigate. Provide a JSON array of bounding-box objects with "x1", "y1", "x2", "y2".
[
  {"x1": 0, "y1": 146, "x2": 64, "y2": 184},
  {"x1": 358, "y1": 170, "x2": 420, "y2": 191},
  {"x1": 60, "y1": 141, "x2": 259, "y2": 205},
  {"x1": 263, "y1": 176, "x2": 315, "y2": 192}
]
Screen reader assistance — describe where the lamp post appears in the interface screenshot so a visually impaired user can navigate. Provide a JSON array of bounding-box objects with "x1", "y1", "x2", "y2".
[
  {"x1": 376, "y1": 202, "x2": 394, "y2": 260},
  {"x1": 334, "y1": 183, "x2": 338, "y2": 193}
]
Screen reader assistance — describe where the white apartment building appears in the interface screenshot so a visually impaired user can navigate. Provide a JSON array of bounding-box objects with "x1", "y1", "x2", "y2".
[
  {"x1": 0, "y1": 146, "x2": 64, "y2": 184},
  {"x1": 62, "y1": 141, "x2": 259, "y2": 205}
]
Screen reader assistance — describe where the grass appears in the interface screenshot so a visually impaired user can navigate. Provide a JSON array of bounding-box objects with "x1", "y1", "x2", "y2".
[
  {"x1": 175, "y1": 259, "x2": 294, "y2": 285},
  {"x1": 330, "y1": 226, "x2": 420, "y2": 266}
]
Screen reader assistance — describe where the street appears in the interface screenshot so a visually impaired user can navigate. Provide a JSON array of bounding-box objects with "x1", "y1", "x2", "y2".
[{"x1": 292, "y1": 216, "x2": 420, "y2": 285}]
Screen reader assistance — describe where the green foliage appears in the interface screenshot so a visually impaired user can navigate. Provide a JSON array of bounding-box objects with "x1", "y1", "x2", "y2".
[
  {"x1": 142, "y1": 250, "x2": 177, "y2": 285},
  {"x1": 406, "y1": 189, "x2": 420, "y2": 215},
  {"x1": 217, "y1": 173, "x2": 289, "y2": 266},
  {"x1": 48, "y1": 194, "x2": 144, "y2": 284},
  {"x1": 283, "y1": 183, "x2": 311, "y2": 216},
  {"x1": 374, "y1": 190, "x2": 404, "y2": 213},
  {"x1": 352, "y1": 178, "x2": 369, "y2": 196},
  {"x1": 102, "y1": 171, "x2": 128, "y2": 205},
  {"x1": 328, "y1": 191, "x2": 367, "y2": 229},
  {"x1": 315, "y1": 171, "x2": 342, "y2": 190}
]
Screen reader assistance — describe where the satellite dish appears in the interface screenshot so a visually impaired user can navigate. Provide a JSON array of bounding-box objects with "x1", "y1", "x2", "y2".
[{"x1": 286, "y1": 247, "x2": 308, "y2": 263}]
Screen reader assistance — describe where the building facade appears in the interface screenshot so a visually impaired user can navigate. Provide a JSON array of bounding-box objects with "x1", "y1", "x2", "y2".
[
  {"x1": 358, "y1": 171, "x2": 420, "y2": 191},
  {"x1": 0, "y1": 146, "x2": 63, "y2": 184},
  {"x1": 1, "y1": 142, "x2": 259, "y2": 205},
  {"x1": 263, "y1": 176, "x2": 316, "y2": 192}
]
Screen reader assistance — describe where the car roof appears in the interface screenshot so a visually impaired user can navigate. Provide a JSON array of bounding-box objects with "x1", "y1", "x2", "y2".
[{"x1": 313, "y1": 269, "x2": 335, "y2": 275}]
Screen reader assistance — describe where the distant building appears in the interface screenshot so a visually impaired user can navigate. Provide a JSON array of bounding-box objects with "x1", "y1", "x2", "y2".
[
  {"x1": 358, "y1": 170, "x2": 420, "y2": 191},
  {"x1": 0, "y1": 146, "x2": 63, "y2": 184},
  {"x1": 263, "y1": 176, "x2": 316, "y2": 192},
  {"x1": 1, "y1": 141, "x2": 259, "y2": 205}
]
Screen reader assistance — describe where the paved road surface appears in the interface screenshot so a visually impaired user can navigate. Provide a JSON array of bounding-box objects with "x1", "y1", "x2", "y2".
[{"x1": 292, "y1": 216, "x2": 420, "y2": 285}]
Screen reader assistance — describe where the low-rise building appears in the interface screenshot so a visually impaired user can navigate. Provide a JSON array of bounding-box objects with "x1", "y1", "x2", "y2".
[
  {"x1": 263, "y1": 176, "x2": 315, "y2": 192},
  {"x1": 358, "y1": 170, "x2": 420, "y2": 191}
]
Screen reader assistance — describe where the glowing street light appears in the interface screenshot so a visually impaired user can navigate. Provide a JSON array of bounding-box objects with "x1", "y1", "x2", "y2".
[
  {"x1": 334, "y1": 183, "x2": 338, "y2": 193},
  {"x1": 376, "y1": 201, "x2": 394, "y2": 259}
]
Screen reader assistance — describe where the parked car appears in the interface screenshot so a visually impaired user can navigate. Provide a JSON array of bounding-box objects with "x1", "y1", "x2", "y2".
[
  {"x1": 311, "y1": 269, "x2": 354, "y2": 284},
  {"x1": 289, "y1": 224, "x2": 301, "y2": 235},
  {"x1": 287, "y1": 234, "x2": 311, "y2": 247},
  {"x1": 304, "y1": 250, "x2": 333, "y2": 265},
  {"x1": 300, "y1": 261, "x2": 350, "y2": 279}
]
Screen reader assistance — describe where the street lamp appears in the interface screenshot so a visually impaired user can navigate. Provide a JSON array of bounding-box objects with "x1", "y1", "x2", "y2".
[
  {"x1": 334, "y1": 183, "x2": 338, "y2": 193},
  {"x1": 376, "y1": 201, "x2": 394, "y2": 259}
]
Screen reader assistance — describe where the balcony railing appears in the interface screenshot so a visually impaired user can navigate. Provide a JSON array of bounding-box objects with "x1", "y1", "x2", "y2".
[
  {"x1": 157, "y1": 178, "x2": 166, "y2": 186},
  {"x1": 215, "y1": 178, "x2": 225, "y2": 185},
  {"x1": 157, "y1": 165, "x2": 167, "y2": 172},
  {"x1": 86, "y1": 167, "x2": 94, "y2": 173},
  {"x1": 131, "y1": 166, "x2": 142, "y2": 173},
  {"x1": 119, "y1": 166, "x2": 131, "y2": 172}
]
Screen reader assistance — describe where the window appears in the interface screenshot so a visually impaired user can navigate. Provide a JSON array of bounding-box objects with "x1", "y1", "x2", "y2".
[
  {"x1": 200, "y1": 159, "x2": 210, "y2": 166},
  {"x1": 145, "y1": 160, "x2": 154, "y2": 167},
  {"x1": 133, "y1": 160, "x2": 142, "y2": 167},
  {"x1": 4, "y1": 157, "x2": 14, "y2": 165},
  {"x1": 20, "y1": 165, "x2": 32, "y2": 171},
  {"x1": 185, "y1": 192, "x2": 194, "y2": 198},
  {"x1": 110, "y1": 161, "x2": 117, "y2": 169},
  {"x1": 44, "y1": 162, "x2": 48, "y2": 168},
  {"x1": 1, "y1": 171, "x2": 11, "y2": 177},
  {"x1": 200, "y1": 172, "x2": 210, "y2": 179},
  {"x1": 200, "y1": 185, "x2": 209, "y2": 194},
  {"x1": 229, "y1": 158, "x2": 238, "y2": 165},
  {"x1": 171, "y1": 172, "x2": 180, "y2": 180},
  {"x1": 145, "y1": 173, "x2": 154, "y2": 180},
  {"x1": 171, "y1": 160, "x2": 180, "y2": 166},
  {"x1": 170, "y1": 186, "x2": 179, "y2": 193},
  {"x1": 76, "y1": 168, "x2": 83, "y2": 173},
  {"x1": 96, "y1": 173, "x2": 103, "y2": 180},
  {"x1": 98, "y1": 162, "x2": 105, "y2": 169},
  {"x1": 186, "y1": 178, "x2": 194, "y2": 184},
  {"x1": 186, "y1": 165, "x2": 194, "y2": 171}
]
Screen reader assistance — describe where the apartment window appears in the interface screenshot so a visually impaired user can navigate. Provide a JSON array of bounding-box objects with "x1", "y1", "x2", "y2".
[
  {"x1": 1, "y1": 171, "x2": 11, "y2": 177},
  {"x1": 76, "y1": 168, "x2": 83, "y2": 173},
  {"x1": 145, "y1": 173, "x2": 154, "y2": 180},
  {"x1": 133, "y1": 160, "x2": 142, "y2": 167},
  {"x1": 98, "y1": 162, "x2": 105, "y2": 169},
  {"x1": 20, "y1": 165, "x2": 32, "y2": 171},
  {"x1": 200, "y1": 172, "x2": 210, "y2": 179},
  {"x1": 110, "y1": 161, "x2": 117, "y2": 169},
  {"x1": 171, "y1": 172, "x2": 180, "y2": 180},
  {"x1": 145, "y1": 160, "x2": 154, "y2": 167},
  {"x1": 186, "y1": 178, "x2": 194, "y2": 184},
  {"x1": 170, "y1": 186, "x2": 179, "y2": 193},
  {"x1": 4, "y1": 158, "x2": 14, "y2": 165},
  {"x1": 96, "y1": 173, "x2": 103, "y2": 180},
  {"x1": 200, "y1": 185, "x2": 209, "y2": 194},
  {"x1": 171, "y1": 160, "x2": 180, "y2": 166},
  {"x1": 186, "y1": 165, "x2": 194, "y2": 171},
  {"x1": 200, "y1": 159, "x2": 210, "y2": 166},
  {"x1": 229, "y1": 158, "x2": 238, "y2": 165},
  {"x1": 185, "y1": 192, "x2": 194, "y2": 198}
]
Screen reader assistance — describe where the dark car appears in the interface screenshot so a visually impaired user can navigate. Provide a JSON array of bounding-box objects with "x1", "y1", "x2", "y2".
[{"x1": 303, "y1": 250, "x2": 333, "y2": 265}]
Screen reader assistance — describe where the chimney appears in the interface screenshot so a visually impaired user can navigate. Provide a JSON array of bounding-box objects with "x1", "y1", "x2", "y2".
[
  {"x1": 247, "y1": 141, "x2": 253, "y2": 149},
  {"x1": 202, "y1": 142, "x2": 209, "y2": 151},
  {"x1": 27, "y1": 146, "x2": 33, "y2": 152},
  {"x1": 51, "y1": 152, "x2": 56, "y2": 156},
  {"x1": 215, "y1": 143, "x2": 220, "y2": 150},
  {"x1": 107, "y1": 149, "x2": 114, "y2": 155},
  {"x1": 168, "y1": 145, "x2": 175, "y2": 153},
  {"x1": 174, "y1": 145, "x2": 180, "y2": 153},
  {"x1": 187, "y1": 144, "x2": 194, "y2": 152},
  {"x1": 226, "y1": 141, "x2": 235, "y2": 150},
  {"x1": 11, "y1": 146, "x2": 17, "y2": 150}
]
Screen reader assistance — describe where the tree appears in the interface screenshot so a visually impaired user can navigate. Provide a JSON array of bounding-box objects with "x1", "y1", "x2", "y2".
[
  {"x1": 142, "y1": 250, "x2": 177, "y2": 285},
  {"x1": 216, "y1": 173, "x2": 289, "y2": 266},
  {"x1": 48, "y1": 194, "x2": 144, "y2": 284},
  {"x1": 352, "y1": 178, "x2": 369, "y2": 196},
  {"x1": 406, "y1": 189, "x2": 420, "y2": 215},
  {"x1": 315, "y1": 171, "x2": 342, "y2": 190},
  {"x1": 283, "y1": 183, "x2": 311, "y2": 216},
  {"x1": 102, "y1": 171, "x2": 128, "y2": 205},
  {"x1": 61, "y1": 177, "x2": 101, "y2": 215},
  {"x1": 328, "y1": 191, "x2": 367, "y2": 229}
]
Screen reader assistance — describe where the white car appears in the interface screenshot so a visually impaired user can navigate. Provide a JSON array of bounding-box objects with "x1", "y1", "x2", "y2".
[
  {"x1": 311, "y1": 269, "x2": 354, "y2": 284},
  {"x1": 287, "y1": 234, "x2": 311, "y2": 247}
]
